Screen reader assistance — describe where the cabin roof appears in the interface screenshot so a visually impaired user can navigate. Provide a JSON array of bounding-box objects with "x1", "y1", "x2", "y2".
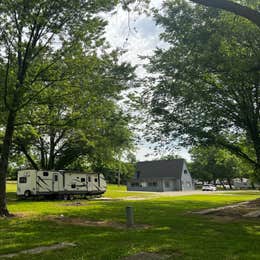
[{"x1": 133, "y1": 159, "x2": 186, "y2": 180}]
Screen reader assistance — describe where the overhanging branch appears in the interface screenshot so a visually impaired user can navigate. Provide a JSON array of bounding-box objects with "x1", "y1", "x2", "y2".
[{"x1": 190, "y1": 0, "x2": 260, "y2": 28}]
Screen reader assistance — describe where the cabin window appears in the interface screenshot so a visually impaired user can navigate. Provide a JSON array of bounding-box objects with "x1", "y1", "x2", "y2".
[
  {"x1": 131, "y1": 182, "x2": 139, "y2": 187},
  {"x1": 81, "y1": 178, "x2": 85, "y2": 182},
  {"x1": 43, "y1": 171, "x2": 49, "y2": 177},
  {"x1": 140, "y1": 182, "x2": 147, "y2": 187},
  {"x1": 165, "y1": 181, "x2": 170, "y2": 188},
  {"x1": 94, "y1": 178, "x2": 98, "y2": 182},
  {"x1": 184, "y1": 170, "x2": 188, "y2": 174},
  {"x1": 88, "y1": 177, "x2": 91, "y2": 182},
  {"x1": 71, "y1": 184, "x2": 76, "y2": 188},
  {"x1": 136, "y1": 171, "x2": 140, "y2": 179},
  {"x1": 19, "y1": 177, "x2": 27, "y2": 183},
  {"x1": 148, "y1": 182, "x2": 157, "y2": 187},
  {"x1": 54, "y1": 175, "x2": 58, "y2": 181}
]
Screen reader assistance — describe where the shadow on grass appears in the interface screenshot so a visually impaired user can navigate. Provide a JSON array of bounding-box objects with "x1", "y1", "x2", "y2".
[
  {"x1": 1, "y1": 206, "x2": 260, "y2": 260},
  {"x1": 2, "y1": 191, "x2": 260, "y2": 259}
]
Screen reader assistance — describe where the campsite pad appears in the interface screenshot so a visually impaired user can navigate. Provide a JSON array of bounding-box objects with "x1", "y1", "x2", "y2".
[
  {"x1": 121, "y1": 252, "x2": 168, "y2": 260},
  {"x1": 121, "y1": 251, "x2": 183, "y2": 260},
  {"x1": 0, "y1": 242, "x2": 76, "y2": 258},
  {"x1": 45, "y1": 215, "x2": 151, "y2": 230},
  {"x1": 194, "y1": 198, "x2": 260, "y2": 219},
  {"x1": 93, "y1": 196, "x2": 159, "y2": 201}
]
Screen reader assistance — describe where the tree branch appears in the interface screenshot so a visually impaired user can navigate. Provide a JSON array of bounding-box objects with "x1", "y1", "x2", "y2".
[
  {"x1": 190, "y1": 0, "x2": 260, "y2": 28},
  {"x1": 17, "y1": 141, "x2": 39, "y2": 170},
  {"x1": 3, "y1": 52, "x2": 11, "y2": 110}
]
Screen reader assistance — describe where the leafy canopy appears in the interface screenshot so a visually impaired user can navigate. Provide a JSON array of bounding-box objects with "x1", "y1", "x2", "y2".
[{"x1": 145, "y1": 0, "x2": 260, "y2": 174}]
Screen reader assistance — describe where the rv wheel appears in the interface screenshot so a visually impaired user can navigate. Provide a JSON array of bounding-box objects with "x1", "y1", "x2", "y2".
[
  {"x1": 24, "y1": 190, "x2": 31, "y2": 198},
  {"x1": 63, "y1": 194, "x2": 70, "y2": 200}
]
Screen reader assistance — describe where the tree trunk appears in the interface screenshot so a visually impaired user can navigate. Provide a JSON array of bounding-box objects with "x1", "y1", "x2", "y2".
[
  {"x1": 48, "y1": 129, "x2": 55, "y2": 170},
  {"x1": 40, "y1": 138, "x2": 46, "y2": 169},
  {"x1": 0, "y1": 111, "x2": 16, "y2": 216},
  {"x1": 190, "y1": 0, "x2": 260, "y2": 28},
  {"x1": 254, "y1": 143, "x2": 260, "y2": 181},
  {"x1": 19, "y1": 143, "x2": 39, "y2": 170},
  {"x1": 227, "y1": 178, "x2": 233, "y2": 190},
  {"x1": 220, "y1": 180, "x2": 226, "y2": 190}
]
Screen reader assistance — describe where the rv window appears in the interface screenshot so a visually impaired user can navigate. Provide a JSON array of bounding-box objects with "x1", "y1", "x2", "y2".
[
  {"x1": 54, "y1": 175, "x2": 58, "y2": 181},
  {"x1": 88, "y1": 177, "x2": 91, "y2": 182},
  {"x1": 43, "y1": 171, "x2": 49, "y2": 177},
  {"x1": 19, "y1": 177, "x2": 27, "y2": 183},
  {"x1": 94, "y1": 178, "x2": 98, "y2": 182},
  {"x1": 71, "y1": 184, "x2": 76, "y2": 188},
  {"x1": 81, "y1": 178, "x2": 85, "y2": 182}
]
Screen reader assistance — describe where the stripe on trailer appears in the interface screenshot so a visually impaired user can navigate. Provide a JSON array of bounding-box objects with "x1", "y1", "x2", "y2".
[
  {"x1": 93, "y1": 183, "x2": 101, "y2": 192},
  {"x1": 37, "y1": 176, "x2": 52, "y2": 192},
  {"x1": 36, "y1": 181, "x2": 45, "y2": 189}
]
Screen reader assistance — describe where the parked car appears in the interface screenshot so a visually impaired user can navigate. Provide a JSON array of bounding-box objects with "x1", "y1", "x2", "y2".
[{"x1": 202, "y1": 184, "x2": 217, "y2": 191}]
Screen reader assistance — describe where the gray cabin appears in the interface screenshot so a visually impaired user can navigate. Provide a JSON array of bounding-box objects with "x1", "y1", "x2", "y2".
[{"x1": 127, "y1": 159, "x2": 194, "y2": 192}]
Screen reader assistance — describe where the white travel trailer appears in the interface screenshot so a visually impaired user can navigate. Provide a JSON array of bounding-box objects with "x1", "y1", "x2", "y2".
[{"x1": 17, "y1": 170, "x2": 106, "y2": 199}]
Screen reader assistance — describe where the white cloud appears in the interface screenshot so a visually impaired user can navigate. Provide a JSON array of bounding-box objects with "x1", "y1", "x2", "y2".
[
  {"x1": 105, "y1": 1, "x2": 191, "y2": 162},
  {"x1": 104, "y1": 3, "x2": 165, "y2": 69}
]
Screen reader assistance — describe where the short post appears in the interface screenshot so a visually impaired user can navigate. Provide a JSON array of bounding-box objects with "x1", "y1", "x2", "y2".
[{"x1": 126, "y1": 206, "x2": 134, "y2": 227}]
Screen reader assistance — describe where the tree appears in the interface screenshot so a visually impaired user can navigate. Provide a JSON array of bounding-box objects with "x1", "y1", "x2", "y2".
[
  {"x1": 189, "y1": 145, "x2": 245, "y2": 188},
  {"x1": 0, "y1": 0, "x2": 132, "y2": 216},
  {"x1": 11, "y1": 51, "x2": 134, "y2": 171},
  {"x1": 145, "y1": 1, "x2": 260, "y2": 180}
]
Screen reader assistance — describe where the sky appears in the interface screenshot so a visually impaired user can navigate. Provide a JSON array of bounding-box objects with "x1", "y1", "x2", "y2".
[{"x1": 104, "y1": 1, "x2": 191, "y2": 162}]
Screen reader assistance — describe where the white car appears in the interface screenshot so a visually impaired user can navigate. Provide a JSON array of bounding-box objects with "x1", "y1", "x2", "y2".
[{"x1": 202, "y1": 184, "x2": 217, "y2": 191}]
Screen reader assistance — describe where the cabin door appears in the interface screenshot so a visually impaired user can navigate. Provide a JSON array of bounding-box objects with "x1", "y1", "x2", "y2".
[
  {"x1": 172, "y1": 180, "x2": 179, "y2": 191},
  {"x1": 164, "y1": 180, "x2": 173, "y2": 191}
]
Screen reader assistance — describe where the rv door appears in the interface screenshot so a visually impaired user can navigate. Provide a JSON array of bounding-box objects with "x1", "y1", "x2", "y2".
[{"x1": 53, "y1": 173, "x2": 59, "y2": 192}]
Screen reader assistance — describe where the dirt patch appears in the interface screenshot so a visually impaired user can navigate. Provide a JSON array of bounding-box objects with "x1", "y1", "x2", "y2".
[
  {"x1": 246, "y1": 198, "x2": 260, "y2": 207},
  {"x1": 61, "y1": 201, "x2": 88, "y2": 207},
  {"x1": 2, "y1": 212, "x2": 36, "y2": 218},
  {"x1": 93, "y1": 196, "x2": 158, "y2": 201},
  {"x1": 194, "y1": 198, "x2": 260, "y2": 220},
  {"x1": 121, "y1": 252, "x2": 169, "y2": 260},
  {"x1": 0, "y1": 242, "x2": 76, "y2": 258},
  {"x1": 93, "y1": 197, "x2": 121, "y2": 201},
  {"x1": 45, "y1": 215, "x2": 151, "y2": 230},
  {"x1": 118, "y1": 196, "x2": 155, "y2": 201},
  {"x1": 121, "y1": 250, "x2": 182, "y2": 260}
]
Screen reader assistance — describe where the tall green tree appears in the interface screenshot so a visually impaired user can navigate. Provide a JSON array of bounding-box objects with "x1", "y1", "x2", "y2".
[
  {"x1": 11, "y1": 50, "x2": 134, "y2": 171},
  {"x1": 0, "y1": 0, "x2": 134, "y2": 216},
  {"x1": 145, "y1": 0, "x2": 260, "y2": 179},
  {"x1": 190, "y1": 146, "x2": 248, "y2": 188}
]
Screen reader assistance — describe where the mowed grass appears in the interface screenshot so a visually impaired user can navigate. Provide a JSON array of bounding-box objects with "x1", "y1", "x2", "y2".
[{"x1": 0, "y1": 183, "x2": 260, "y2": 260}]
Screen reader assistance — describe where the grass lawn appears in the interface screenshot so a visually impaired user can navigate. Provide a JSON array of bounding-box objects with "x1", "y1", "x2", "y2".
[{"x1": 0, "y1": 182, "x2": 260, "y2": 259}]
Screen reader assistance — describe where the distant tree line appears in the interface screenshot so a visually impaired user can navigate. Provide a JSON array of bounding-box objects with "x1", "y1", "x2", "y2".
[{"x1": 188, "y1": 145, "x2": 255, "y2": 189}]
